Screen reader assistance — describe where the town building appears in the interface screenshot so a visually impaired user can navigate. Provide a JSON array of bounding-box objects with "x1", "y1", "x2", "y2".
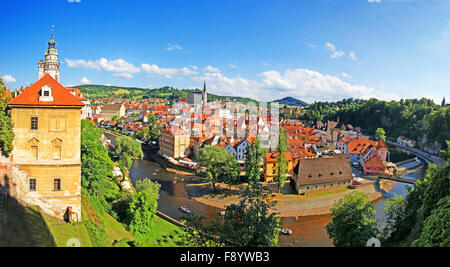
[
  {"x1": 187, "y1": 82, "x2": 208, "y2": 105},
  {"x1": 7, "y1": 73, "x2": 84, "y2": 221},
  {"x1": 292, "y1": 156, "x2": 353, "y2": 195},
  {"x1": 263, "y1": 152, "x2": 294, "y2": 182},
  {"x1": 66, "y1": 87, "x2": 92, "y2": 119},
  {"x1": 100, "y1": 103, "x2": 126, "y2": 121},
  {"x1": 158, "y1": 127, "x2": 191, "y2": 159}
]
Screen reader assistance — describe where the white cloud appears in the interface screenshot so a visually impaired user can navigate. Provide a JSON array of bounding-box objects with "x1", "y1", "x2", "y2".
[
  {"x1": 66, "y1": 58, "x2": 197, "y2": 79},
  {"x1": 325, "y1": 42, "x2": 345, "y2": 58},
  {"x1": 65, "y1": 58, "x2": 140, "y2": 74},
  {"x1": 203, "y1": 65, "x2": 220, "y2": 73},
  {"x1": 80, "y1": 77, "x2": 90, "y2": 85},
  {"x1": 228, "y1": 64, "x2": 238, "y2": 69},
  {"x1": 191, "y1": 68, "x2": 399, "y2": 103},
  {"x1": 368, "y1": 0, "x2": 381, "y2": 3},
  {"x1": 67, "y1": 0, "x2": 81, "y2": 3},
  {"x1": 341, "y1": 72, "x2": 352, "y2": 79},
  {"x1": 261, "y1": 62, "x2": 270, "y2": 66},
  {"x1": 349, "y1": 51, "x2": 357, "y2": 61},
  {"x1": 113, "y1": 73, "x2": 134, "y2": 79},
  {"x1": 166, "y1": 43, "x2": 183, "y2": 51},
  {"x1": 1, "y1": 74, "x2": 16, "y2": 84},
  {"x1": 141, "y1": 64, "x2": 197, "y2": 78}
]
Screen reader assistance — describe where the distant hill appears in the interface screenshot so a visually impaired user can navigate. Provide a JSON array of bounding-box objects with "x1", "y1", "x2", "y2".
[
  {"x1": 75, "y1": 84, "x2": 257, "y2": 104},
  {"x1": 271, "y1": 97, "x2": 308, "y2": 107}
]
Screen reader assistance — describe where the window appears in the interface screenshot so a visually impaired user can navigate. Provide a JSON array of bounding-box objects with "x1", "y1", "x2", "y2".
[
  {"x1": 43, "y1": 90, "x2": 49, "y2": 97},
  {"x1": 31, "y1": 146, "x2": 38, "y2": 160},
  {"x1": 53, "y1": 178, "x2": 61, "y2": 191},
  {"x1": 53, "y1": 146, "x2": 61, "y2": 160},
  {"x1": 31, "y1": 117, "x2": 38, "y2": 130},
  {"x1": 29, "y1": 178, "x2": 36, "y2": 191}
]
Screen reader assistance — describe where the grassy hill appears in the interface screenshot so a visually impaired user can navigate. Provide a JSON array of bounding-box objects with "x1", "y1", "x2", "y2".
[
  {"x1": 0, "y1": 192, "x2": 182, "y2": 247},
  {"x1": 76, "y1": 84, "x2": 257, "y2": 104}
]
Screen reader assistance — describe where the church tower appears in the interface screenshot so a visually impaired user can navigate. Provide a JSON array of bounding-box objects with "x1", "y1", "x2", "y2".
[
  {"x1": 202, "y1": 81, "x2": 208, "y2": 105},
  {"x1": 38, "y1": 28, "x2": 60, "y2": 82}
]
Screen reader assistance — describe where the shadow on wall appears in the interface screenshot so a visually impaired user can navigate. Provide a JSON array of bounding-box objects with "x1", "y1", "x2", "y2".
[{"x1": 0, "y1": 178, "x2": 56, "y2": 247}]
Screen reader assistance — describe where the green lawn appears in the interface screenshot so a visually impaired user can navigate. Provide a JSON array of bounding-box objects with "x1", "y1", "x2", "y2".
[
  {"x1": 41, "y1": 195, "x2": 182, "y2": 247},
  {"x1": 139, "y1": 216, "x2": 182, "y2": 247}
]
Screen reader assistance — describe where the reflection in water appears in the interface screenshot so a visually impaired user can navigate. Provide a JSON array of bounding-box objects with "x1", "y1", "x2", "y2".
[
  {"x1": 128, "y1": 150, "x2": 424, "y2": 247},
  {"x1": 128, "y1": 159, "x2": 221, "y2": 222}
]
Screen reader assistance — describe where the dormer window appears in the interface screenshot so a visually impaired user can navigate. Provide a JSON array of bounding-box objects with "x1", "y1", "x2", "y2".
[{"x1": 39, "y1": 85, "x2": 54, "y2": 102}]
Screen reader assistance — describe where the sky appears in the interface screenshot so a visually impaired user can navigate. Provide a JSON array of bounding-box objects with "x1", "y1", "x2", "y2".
[{"x1": 1, "y1": 0, "x2": 449, "y2": 104}]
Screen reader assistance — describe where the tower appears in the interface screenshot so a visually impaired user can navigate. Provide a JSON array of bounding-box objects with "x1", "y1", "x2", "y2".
[
  {"x1": 202, "y1": 81, "x2": 208, "y2": 105},
  {"x1": 38, "y1": 28, "x2": 60, "y2": 82}
]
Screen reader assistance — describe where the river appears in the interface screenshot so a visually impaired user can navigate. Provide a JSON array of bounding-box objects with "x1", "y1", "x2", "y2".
[{"x1": 108, "y1": 132, "x2": 423, "y2": 247}]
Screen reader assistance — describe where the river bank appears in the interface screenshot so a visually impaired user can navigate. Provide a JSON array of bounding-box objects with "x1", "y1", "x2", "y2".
[{"x1": 185, "y1": 179, "x2": 396, "y2": 217}]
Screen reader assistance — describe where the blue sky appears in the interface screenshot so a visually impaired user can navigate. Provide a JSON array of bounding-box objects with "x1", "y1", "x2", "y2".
[{"x1": 1, "y1": 0, "x2": 449, "y2": 104}]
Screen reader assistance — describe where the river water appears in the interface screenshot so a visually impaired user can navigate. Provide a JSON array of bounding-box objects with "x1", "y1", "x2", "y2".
[{"x1": 110, "y1": 132, "x2": 423, "y2": 247}]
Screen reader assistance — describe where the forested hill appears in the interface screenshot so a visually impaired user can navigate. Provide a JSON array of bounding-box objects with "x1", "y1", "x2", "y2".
[
  {"x1": 271, "y1": 97, "x2": 309, "y2": 107},
  {"x1": 75, "y1": 84, "x2": 257, "y2": 104},
  {"x1": 284, "y1": 98, "x2": 450, "y2": 151}
]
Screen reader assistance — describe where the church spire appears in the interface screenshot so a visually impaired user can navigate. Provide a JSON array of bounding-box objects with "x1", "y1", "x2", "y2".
[{"x1": 202, "y1": 81, "x2": 207, "y2": 105}]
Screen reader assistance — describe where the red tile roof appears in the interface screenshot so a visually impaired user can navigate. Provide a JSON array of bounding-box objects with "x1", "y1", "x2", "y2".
[{"x1": 8, "y1": 74, "x2": 84, "y2": 107}]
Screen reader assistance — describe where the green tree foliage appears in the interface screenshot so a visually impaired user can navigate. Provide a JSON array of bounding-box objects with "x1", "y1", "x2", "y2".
[
  {"x1": 244, "y1": 138, "x2": 264, "y2": 185},
  {"x1": 0, "y1": 77, "x2": 14, "y2": 154},
  {"x1": 384, "y1": 163, "x2": 450, "y2": 246},
  {"x1": 111, "y1": 115, "x2": 119, "y2": 122},
  {"x1": 284, "y1": 98, "x2": 449, "y2": 149},
  {"x1": 219, "y1": 184, "x2": 280, "y2": 247},
  {"x1": 81, "y1": 120, "x2": 120, "y2": 213},
  {"x1": 275, "y1": 128, "x2": 289, "y2": 193},
  {"x1": 326, "y1": 191, "x2": 378, "y2": 247},
  {"x1": 115, "y1": 136, "x2": 144, "y2": 169},
  {"x1": 412, "y1": 196, "x2": 450, "y2": 247},
  {"x1": 440, "y1": 140, "x2": 450, "y2": 162},
  {"x1": 197, "y1": 145, "x2": 239, "y2": 192},
  {"x1": 381, "y1": 194, "x2": 406, "y2": 244},
  {"x1": 179, "y1": 184, "x2": 280, "y2": 247},
  {"x1": 126, "y1": 179, "x2": 160, "y2": 238},
  {"x1": 375, "y1": 128, "x2": 386, "y2": 141}
]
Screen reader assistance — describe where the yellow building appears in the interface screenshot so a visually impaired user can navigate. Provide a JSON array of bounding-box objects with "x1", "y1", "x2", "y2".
[
  {"x1": 100, "y1": 103, "x2": 125, "y2": 121},
  {"x1": 8, "y1": 74, "x2": 84, "y2": 221},
  {"x1": 263, "y1": 152, "x2": 294, "y2": 183},
  {"x1": 158, "y1": 127, "x2": 190, "y2": 159}
]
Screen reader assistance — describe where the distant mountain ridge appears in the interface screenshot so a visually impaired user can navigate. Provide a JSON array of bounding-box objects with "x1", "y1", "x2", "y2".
[{"x1": 271, "y1": 96, "x2": 308, "y2": 107}]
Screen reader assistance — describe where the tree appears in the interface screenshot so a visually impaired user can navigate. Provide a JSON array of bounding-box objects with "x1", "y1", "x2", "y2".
[
  {"x1": 380, "y1": 194, "x2": 406, "y2": 245},
  {"x1": 115, "y1": 136, "x2": 144, "y2": 169},
  {"x1": 197, "y1": 145, "x2": 239, "y2": 192},
  {"x1": 111, "y1": 115, "x2": 119, "y2": 122},
  {"x1": 0, "y1": 78, "x2": 14, "y2": 154},
  {"x1": 412, "y1": 196, "x2": 450, "y2": 247},
  {"x1": 179, "y1": 183, "x2": 280, "y2": 247},
  {"x1": 81, "y1": 120, "x2": 120, "y2": 212},
  {"x1": 275, "y1": 128, "x2": 289, "y2": 193},
  {"x1": 375, "y1": 128, "x2": 386, "y2": 141},
  {"x1": 440, "y1": 140, "x2": 450, "y2": 162},
  {"x1": 326, "y1": 191, "x2": 378, "y2": 247},
  {"x1": 219, "y1": 184, "x2": 280, "y2": 246},
  {"x1": 126, "y1": 178, "x2": 160, "y2": 239},
  {"x1": 244, "y1": 138, "x2": 264, "y2": 185}
]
